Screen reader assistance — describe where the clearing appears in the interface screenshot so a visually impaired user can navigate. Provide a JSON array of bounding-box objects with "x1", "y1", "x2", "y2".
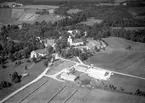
[
  {"x1": 80, "y1": 17, "x2": 103, "y2": 26},
  {"x1": 67, "y1": 9, "x2": 82, "y2": 14}
]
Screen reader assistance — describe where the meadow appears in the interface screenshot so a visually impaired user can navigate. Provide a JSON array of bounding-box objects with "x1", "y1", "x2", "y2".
[{"x1": 86, "y1": 37, "x2": 145, "y2": 77}]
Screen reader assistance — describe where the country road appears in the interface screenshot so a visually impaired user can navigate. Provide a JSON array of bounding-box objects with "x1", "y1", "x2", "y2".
[{"x1": 1, "y1": 56, "x2": 145, "y2": 103}]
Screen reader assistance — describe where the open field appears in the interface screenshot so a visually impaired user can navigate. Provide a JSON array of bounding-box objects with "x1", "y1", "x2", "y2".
[
  {"x1": 111, "y1": 27, "x2": 145, "y2": 31},
  {"x1": 4, "y1": 75, "x2": 145, "y2": 103},
  {"x1": 80, "y1": 18, "x2": 103, "y2": 26},
  {"x1": 0, "y1": 7, "x2": 63, "y2": 24},
  {"x1": 67, "y1": 9, "x2": 82, "y2": 14},
  {"x1": 0, "y1": 60, "x2": 46, "y2": 100},
  {"x1": 128, "y1": 7, "x2": 145, "y2": 16},
  {"x1": 85, "y1": 37, "x2": 145, "y2": 77},
  {"x1": 67, "y1": 87, "x2": 145, "y2": 103}
]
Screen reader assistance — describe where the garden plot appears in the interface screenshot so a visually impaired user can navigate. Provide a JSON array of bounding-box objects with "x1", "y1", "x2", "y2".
[{"x1": 17, "y1": 78, "x2": 64, "y2": 103}]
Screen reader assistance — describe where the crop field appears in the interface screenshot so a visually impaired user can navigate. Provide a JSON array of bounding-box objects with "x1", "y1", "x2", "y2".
[
  {"x1": 36, "y1": 14, "x2": 63, "y2": 23},
  {"x1": 5, "y1": 77, "x2": 145, "y2": 103},
  {"x1": 0, "y1": 8, "x2": 15, "y2": 24},
  {"x1": 67, "y1": 87, "x2": 145, "y2": 103},
  {"x1": 107, "y1": 73, "x2": 145, "y2": 92},
  {"x1": 86, "y1": 50, "x2": 127, "y2": 65},
  {"x1": 86, "y1": 50, "x2": 145, "y2": 77}
]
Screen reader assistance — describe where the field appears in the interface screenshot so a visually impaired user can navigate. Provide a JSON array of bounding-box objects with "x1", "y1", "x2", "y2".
[
  {"x1": 86, "y1": 37, "x2": 145, "y2": 77},
  {"x1": 80, "y1": 18, "x2": 103, "y2": 26},
  {"x1": 128, "y1": 7, "x2": 145, "y2": 16},
  {"x1": 67, "y1": 9, "x2": 82, "y2": 14},
  {"x1": 4, "y1": 76, "x2": 145, "y2": 103},
  {"x1": 111, "y1": 27, "x2": 145, "y2": 31},
  {"x1": 0, "y1": 6, "x2": 63, "y2": 25},
  {"x1": 0, "y1": 60, "x2": 46, "y2": 100}
]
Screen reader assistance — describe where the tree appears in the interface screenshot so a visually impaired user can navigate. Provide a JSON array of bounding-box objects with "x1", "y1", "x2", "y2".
[
  {"x1": 25, "y1": 65, "x2": 28, "y2": 70},
  {"x1": 11, "y1": 72, "x2": 22, "y2": 83},
  {"x1": 94, "y1": 46, "x2": 100, "y2": 52},
  {"x1": 46, "y1": 45, "x2": 53, "y2": 55},
  {"x1": 43, "y1": 60, "x2": 48, "y2": 67},
  {"x1": 32, "y1": 57, "x2": 37, "y2": 63}
]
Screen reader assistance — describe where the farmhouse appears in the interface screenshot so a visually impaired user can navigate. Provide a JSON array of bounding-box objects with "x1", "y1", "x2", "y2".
[
  {"x1": 48, "y1": 9, "x2": 55, "y2": 14},
  {"x1": 30, "y1": 49, "x2": 47, "y2": 58},
  {"x1": 67, "y1": 36, "x2": 84, "y2": 46},
  {"x1": 36, "y1": 37, "x2": 55, "y2": 47},
  {"x1": 86, "y1": 69, "x2": 112, "y2": 80},
  {"x1": 67, "y1": 29, "x2": 81, "y2": 37}
]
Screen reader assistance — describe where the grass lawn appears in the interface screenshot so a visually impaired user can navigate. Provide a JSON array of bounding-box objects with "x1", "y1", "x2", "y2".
[{"x1": 0, "y1": 60, "x2": 46, "y2": 100}]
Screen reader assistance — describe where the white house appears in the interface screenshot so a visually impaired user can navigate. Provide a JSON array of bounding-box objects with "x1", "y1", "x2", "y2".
[
  {"x1": 30, "y1": 49, "x2": 47, "y2": 59},
  {"x1": 67, "y1": 29, "x2": 81, "y2": 37},
  {"x1": 48, "y1": 9, "x2": 55, "y2": 14},
  {"x1": 67, "y1": 36, "x2": 84, "y2": 46}
]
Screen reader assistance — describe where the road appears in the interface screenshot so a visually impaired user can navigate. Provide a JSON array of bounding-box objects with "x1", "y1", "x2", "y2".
[
  {"x1": 61, "y1": 56, "x2": 145, "y2": 81},
  {"x1": 1, "y1": 56, "x2": 145, "y2": 103}
]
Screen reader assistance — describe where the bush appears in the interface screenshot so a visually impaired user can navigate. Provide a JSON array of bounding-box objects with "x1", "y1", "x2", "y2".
[
  {"x1": 81, "y1": 79, "x2": 91, "y2": 85},
  {"x1": 0, "y1": 81, "x2": 12, "y2": 90},
  {"x1": 43, "y1": 60, "x2": 48, "y2": 67},
  {"x1": 32, "y1": 57, "x2": 37, "y2": 63},
  {"x1": 11, "y1": 72, "x2": 22, "y2": 83},
  {"x1": 126, "y1": 45, "x2": 131, "y2": 50}
]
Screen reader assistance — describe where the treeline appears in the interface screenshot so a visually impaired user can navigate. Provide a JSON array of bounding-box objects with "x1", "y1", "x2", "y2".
[{"x1": 76, "y1": 5, "x2": 145, "y2": 27}]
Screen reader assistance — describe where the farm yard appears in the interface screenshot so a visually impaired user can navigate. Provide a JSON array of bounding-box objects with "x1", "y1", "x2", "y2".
[{"x1": 46, "y1": 60, "x2": 76, "y2": 75}]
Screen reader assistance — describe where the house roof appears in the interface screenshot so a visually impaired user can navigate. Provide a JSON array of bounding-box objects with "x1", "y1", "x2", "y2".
[
  {"x1": 73, "y1": 39, "x2": 83, "y2": 43},
  {"x1": 35, "y1": 49, "x2": 47, "y2": 54}
]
